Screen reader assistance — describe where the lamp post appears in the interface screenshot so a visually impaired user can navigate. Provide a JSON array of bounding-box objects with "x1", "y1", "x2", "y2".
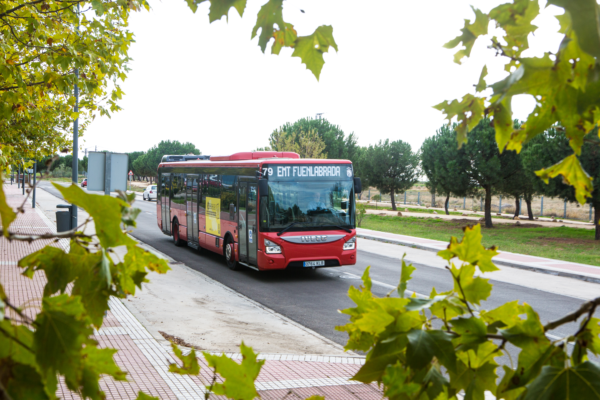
[{"x1": 71, "y1": 3, "x2": 80, "y2": 229}]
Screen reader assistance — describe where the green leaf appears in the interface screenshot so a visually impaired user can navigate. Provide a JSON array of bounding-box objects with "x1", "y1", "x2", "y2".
[
  {"x1": 489, "y1": 96, "x2": 514, "y2": 152},
  {"x1": 251, "y1": 0, "x2": 285, "y2": 52},
  {"x1": 424, "y1": 366, "x2": 451, "y2": 400},
  {"x1": 80, "y1": 347, "x2": 127, "y2": 399},
  {"x1": 54, "y1": 183, "x2": 135, "y2": 248},
  {"x1": 361, "y1": 265, "x2": 372, "y2": 291},
  {"x1": 523, "y1": 362, "x2": 600, "y2": 400},
  {"x1": 433, "y1": 94, "x2": 485, "y2": 147},
  {"x1": 443, "y1": 7, "x2": 489, "y2": 64},
  {"x1": 462, "y1": 275, "x2": 493, "y2": 306},
  {"x1": 406, "y1": 329, "x2": 457, "y2": 373},
  {"x1": 354, "y1": 303, "x2": 394, "y2": 335},
  {"x1": 475, "y1": 65, "x2": 488, "y2": 92},
  {"x1": 398, "y1": 255, "x2": 415, "y2": 298},
  {"x1": 203, "y1": 342, "x2": 264, "y2": 400},
  {"x1": 352, "y1": 336, "x2": 408, "y2": 383},
  {"x1": 18, "y1": 246, "x2": 74, "y2": 296},
  {"x1": 451, "y1": 344, "x2": 499, "y2": 400},
  {"x1": 489, "y1": 0, "x2": 539, "y2": 57},
  {"x1": 272, "y1": 23, "x2": 297, "y2": 55},
  {"x1": 0, "y1": 320, "x2": 36, "y2": 367},
  {"x1": 6, "y1": 364, "x2": 48, "y2": 400},
  {"x1": 480, "y1": 300, "x2": 523, "y2": 330},
  {"x1": 34, "y1": 294, "x2": 93, "y2": 389},
  {"x1": 292, "y1": 25, "x2": 338, "y2": 80},
  {"x1": 450, "y1": 317, "x2": 488, "y2": 351},
  {"x1": 437, "y1": 224, "x2": 499, "y2": 273},
  {"x1": 168, "y1": 342, "x2": 200, "y2": 375},
  {"x1": 208, "y1": 0, "x2": 247, "y2": 23},
  {"x1": 535, "y1": 153, "x2": 594, "y2": 204},
  {"x1": 548, "y1": 0, "x2": 600, "y2": 58},
  {"x1": 136, "y1": 392, "x2": 159, "y2": 400},
  {"x1": 0, "y1": 177, "x2": 16, "y2": 237},
  {"x1": 382, "y1": 362, "x2": 420, "y2": 399},
  {"x1": 71, "y1": 250, "x2": 112, "y2": 328}
]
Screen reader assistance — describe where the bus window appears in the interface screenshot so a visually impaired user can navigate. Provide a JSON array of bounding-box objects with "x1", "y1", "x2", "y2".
[{"x1": 221, "y1": 175, "x2": 236, "y2": 220}]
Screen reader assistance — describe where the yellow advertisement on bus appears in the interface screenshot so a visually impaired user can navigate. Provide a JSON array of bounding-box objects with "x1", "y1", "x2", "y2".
[{"x1": 206, "y1": 197, "x2": 221, "y2": 236}]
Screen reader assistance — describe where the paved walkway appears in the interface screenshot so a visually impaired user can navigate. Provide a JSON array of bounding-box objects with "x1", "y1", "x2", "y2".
[
  {"x1": 357, "y1": 228, "x2": 600, "y2": 284},
  {"x1": 1, "y1": 183, "x2": 381, "y2": 400}
]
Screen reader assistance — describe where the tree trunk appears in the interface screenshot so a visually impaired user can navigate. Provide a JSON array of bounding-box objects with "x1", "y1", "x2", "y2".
[
  {"x1": 526, "y1": 198, "x2": 534, "y2": 220},
  {"x1": 444, "y1": 194, "x2": 450, "y2": 215},
  {"x1": 514, "y1": 198, "x2": 520, "y2": 218},
  {"x1": 484, "y1": 186, "x2": 493, "y2": 228},
  {"x1": 391, "y1": 188, "x2": 396, "y2": 210},
  {"x1": 431, "y1": 191, "x2": 436, "y2": 208},
  {"x1": 594, "y1": 202, "x2": 600, "y2": 241}
]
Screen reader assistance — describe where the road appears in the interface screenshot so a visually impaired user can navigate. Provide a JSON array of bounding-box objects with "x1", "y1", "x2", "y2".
[{"x1": 39, "y1": 182, "x2": 599, "y2": 358}]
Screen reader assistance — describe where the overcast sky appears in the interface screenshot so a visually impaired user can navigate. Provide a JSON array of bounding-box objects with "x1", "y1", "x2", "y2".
[{"x1": 81, "y1": 0, "x2": 563, "y2": 157}]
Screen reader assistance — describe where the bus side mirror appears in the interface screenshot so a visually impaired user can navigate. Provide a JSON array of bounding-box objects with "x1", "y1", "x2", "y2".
[
  {"x1": 353, "y1": 177, "x2": 362, "y2": 194},
  {"x1": 258, "y1": 179, "x2": 268, "y2": 196},
  {"x1": 229, "y1": 203, "x2": 235, "y2": 220}
]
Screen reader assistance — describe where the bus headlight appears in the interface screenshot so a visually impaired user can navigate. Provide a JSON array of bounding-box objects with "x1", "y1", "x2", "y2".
[
  {"x1": 264, "y1": 239, "x2": 282, "y2": 254},
  {"x1": 343, "y1": 237, "x2": 356, "y2": 250}
]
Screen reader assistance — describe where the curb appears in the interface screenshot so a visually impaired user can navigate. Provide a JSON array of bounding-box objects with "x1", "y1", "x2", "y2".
[{"x1": 356, "y1": 233, "x2": 600, "y2": 285}]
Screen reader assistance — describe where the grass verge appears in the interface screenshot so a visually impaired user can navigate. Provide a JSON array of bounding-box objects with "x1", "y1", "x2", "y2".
[{"x1": 361, "y1": 215, "x2": 600, "y2": 266}]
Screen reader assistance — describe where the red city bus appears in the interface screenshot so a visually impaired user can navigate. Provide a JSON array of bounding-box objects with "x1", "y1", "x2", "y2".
[{"x1": 156, "y1": 151, "x2": 362, "y2": 271}]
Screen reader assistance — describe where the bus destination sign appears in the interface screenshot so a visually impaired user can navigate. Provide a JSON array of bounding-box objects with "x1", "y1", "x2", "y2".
[{"x1": 263, "y1": 164, "x2": 353, "y2": 181}]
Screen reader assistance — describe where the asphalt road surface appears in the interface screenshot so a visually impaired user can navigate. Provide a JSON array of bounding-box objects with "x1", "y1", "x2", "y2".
[{"x1": 39, "y1": 182, "x2": 599, "y2": 364}]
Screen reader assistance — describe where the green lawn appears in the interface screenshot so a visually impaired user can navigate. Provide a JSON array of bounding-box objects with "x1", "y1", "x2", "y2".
[{"x1": 360, "y1": 215, "x2": 600, "y2": 266}]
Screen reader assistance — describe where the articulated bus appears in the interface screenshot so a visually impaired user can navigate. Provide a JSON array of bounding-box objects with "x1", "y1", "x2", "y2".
[{"x1": 156, "y1": 151, "x2": 362, "y2": 271}]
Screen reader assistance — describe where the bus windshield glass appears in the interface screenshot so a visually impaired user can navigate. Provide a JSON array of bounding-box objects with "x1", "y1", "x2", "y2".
[{"x1": 260, "y1": 180, "x2": 355, "y2": 232}]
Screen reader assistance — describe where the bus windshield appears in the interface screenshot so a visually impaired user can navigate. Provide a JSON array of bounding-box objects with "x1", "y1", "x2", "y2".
[{"x1": 260, "y1": 180, "x2": 355, "y2": 232}]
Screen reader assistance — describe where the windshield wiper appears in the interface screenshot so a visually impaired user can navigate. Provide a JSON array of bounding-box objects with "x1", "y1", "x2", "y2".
[
  {"x1": 314, "y1": 223, "x2": 352, "y2": 233},
  {"x1": 277, "y1": 222, "x2": 300, "y2": 236}
]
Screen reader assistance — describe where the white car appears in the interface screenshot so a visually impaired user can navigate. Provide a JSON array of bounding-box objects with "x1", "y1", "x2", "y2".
[{"x1": 143, "y1": 185, "x2": 157, "y2": 201}]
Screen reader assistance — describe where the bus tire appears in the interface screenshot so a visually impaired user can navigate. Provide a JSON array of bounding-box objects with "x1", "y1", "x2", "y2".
[
  {"x1": 224, "y1": 237, "x2": 239, "y2": 270},
  {"x1": 172, "y1": 220, "x2": 184, "y2": 247}
]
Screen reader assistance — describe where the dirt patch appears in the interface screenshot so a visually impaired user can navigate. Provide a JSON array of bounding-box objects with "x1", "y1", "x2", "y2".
[
  {"x1": 159, "y1": 331, "x2": 202, "y2": 350},
  {"x1": 538, "y1": 237, "x2": 600, "y2": 246}
]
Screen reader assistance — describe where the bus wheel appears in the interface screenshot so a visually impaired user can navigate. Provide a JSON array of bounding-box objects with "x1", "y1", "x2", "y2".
[
  {"x1": 225, "y1": 238, "x2": 239, "y2": 270},
  {"x1": 172, "y1": 221, "x2": 184, "y2": 247}
]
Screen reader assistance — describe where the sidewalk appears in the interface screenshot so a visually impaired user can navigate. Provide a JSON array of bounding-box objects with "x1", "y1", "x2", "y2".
[
  {"x1": 357, "y1": 228, "x2": 600, "y2": 284},
  {"x1": 1, "y1": 183, "x2": 382, "y2": 400}
]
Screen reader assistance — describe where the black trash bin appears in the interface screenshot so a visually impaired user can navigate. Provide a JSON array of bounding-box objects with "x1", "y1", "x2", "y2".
[{"x1": 56, "y1": 204, "x2": 73, "y2": 232}]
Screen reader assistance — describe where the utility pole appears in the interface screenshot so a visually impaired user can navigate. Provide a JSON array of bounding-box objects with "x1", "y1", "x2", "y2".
[
  {"x1": 71, "y1": 2, "x2": 80, "y2": 229},
  {"x1": 32, "y1": 161, "x2": 36, "y2": 209},
  {"x1": 84, "y1": 148, "x2": 88, "y2": 177}
]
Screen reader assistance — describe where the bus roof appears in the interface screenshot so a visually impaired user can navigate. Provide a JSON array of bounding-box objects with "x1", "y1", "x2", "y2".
[{"x1": 158, "y1": 152, "x2": 352, "y2": 169}]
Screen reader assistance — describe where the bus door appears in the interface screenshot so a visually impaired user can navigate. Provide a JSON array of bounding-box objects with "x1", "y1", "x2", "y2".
[
  {"x1": 161, "y1": 173, "x2": 171, "y2": 234},
  {"x1": 238, "y1": 181, "x2": 258, "y2": 265},
  {"x1": 186, "y1": 175, "x2": 199, "y2": 248}
]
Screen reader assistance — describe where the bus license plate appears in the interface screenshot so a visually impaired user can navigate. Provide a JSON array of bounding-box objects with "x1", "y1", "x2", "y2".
[{"x1": 304, "y1": 260, "x2": 325, "y2": 267}]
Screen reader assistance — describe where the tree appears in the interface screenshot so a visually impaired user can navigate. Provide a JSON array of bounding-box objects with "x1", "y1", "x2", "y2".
[
  {"x1": 461, "y1": 119, "x2": 521, "y2": 228},
  {"x1": 435, "y1": 0, "x2": 600, "y2": 208},
  {"x1": 127, "y1": 151, "x2": 145, "y2": 179},
  {"x1": 264, "y1": 117, "x2": 360, "y2": 163},
  {"x1": 362, "y1": 139, "x2": 419, "y2": 211},
  {"x1": 1, "y1": 0, "x2": 338, "y2": 170},
  {"x1": 498, "y1": 134, "x2": 544, "y2": 220},
  {"x1": 0, "y1": 0, "x2": 147, "y2": 169},
  {"x1": 523, "y1": 127, "x2": 600, "y2": 239},
  {"x1": 421, "y1": 125, "x2": 474, "y2": 214},
  {"x1": 262, "y1": 129, "x2": 327, "y2": 158}
]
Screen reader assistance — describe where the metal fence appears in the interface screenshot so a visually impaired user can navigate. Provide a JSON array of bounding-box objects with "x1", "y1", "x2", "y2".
[{"x1": 362, "y1": 189, "x2": 594, "y2": 221}]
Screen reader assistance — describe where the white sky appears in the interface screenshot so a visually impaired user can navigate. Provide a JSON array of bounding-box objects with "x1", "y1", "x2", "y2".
[{"x1": 80, "y1": 0, "x2": 564, "y2": 157}]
